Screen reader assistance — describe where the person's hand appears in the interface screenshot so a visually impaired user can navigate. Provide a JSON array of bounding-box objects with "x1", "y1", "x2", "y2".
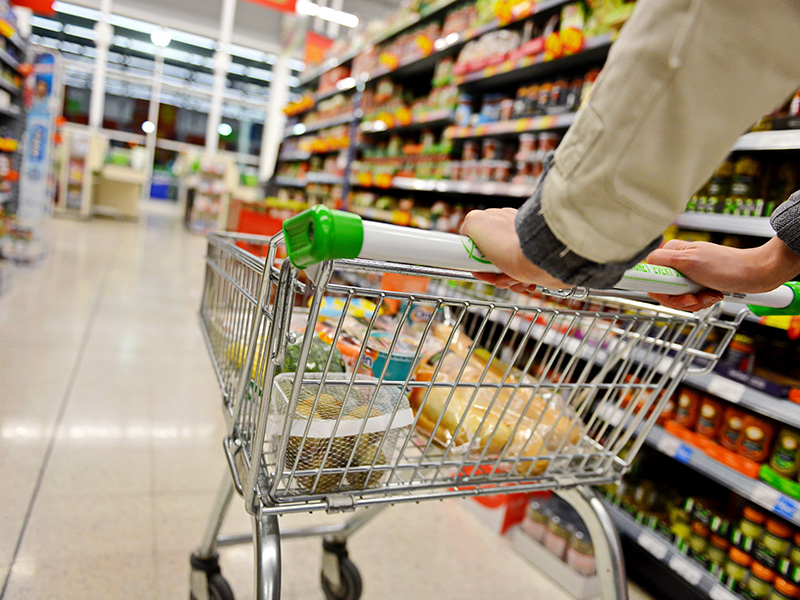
[
  {"x1": 646, "y1": 237, "x2": 800, "y2": 311},
  {"x1": 460, "y1": 207, "x2": 569, "y2": 293}
]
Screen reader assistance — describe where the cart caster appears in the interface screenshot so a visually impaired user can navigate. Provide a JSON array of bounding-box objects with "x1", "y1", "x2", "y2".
[
  {"x1": 190, "y1": 552, "x2": 235, "y2": 600},
  {"x1": 320, "y1": 540, "x2": 363, "y2": 600}
]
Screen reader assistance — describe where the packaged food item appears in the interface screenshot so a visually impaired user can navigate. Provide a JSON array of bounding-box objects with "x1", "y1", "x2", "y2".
[
  {"x1": 755, "y1": 519, "x2": 795, "y2": 569},
  {"x1": 708, "y1": 534, "x2": 731, "y2": 576},
  {"x1": 749, "y1": 563, "x2": 777, "y2": 600},
  {"x1": 409, "y1": 326, "x2": 585, "y2": 471},
  {"x1": 720, "y1": 407, "x2": 748, "y2": 451},
  {"x1": 538, "y1": 132, "x2": 559, "y2": 153},
  {"x1": 269, "y1": 373, "x2": 413, "y2": 494},
  {"x1": 566, "y1": 530, "x2": 596, "y2": 576},
  {"x1": 725, "y1": 547, "x2": 753, "y2": 591},
  {"x1": 521, "y1": 499, "x2": 549, "y2": 542},
  {"x1": 791, "y1": 532, "x2": 800, "y2": 566},
  {"x1": 773, "y1": 577, "x2": 800, "y2": 599},
  {"x1": 723, "y1": 334, "x2": 757, "y2": 373},
  {"x1": 674, "y1": 387, "x2": 702, "y2": 429},
  {"x1": 772, "y1": 428, "x2": 800, "y2": 479},
  {"x1": 544, "y1": 515, "x2": 570, "y2": 559},
  {"x1": 740, "y1": 506, "x2": 768, "y2": 540},
  {"x1": 695, "y1": 395, "x2": 724, "y2": 438},
  {"x1": 736, "y1": 415, "x2": 777, "y2": 463},
  {"x1": 689, "y1": 521, "x2": 710, "y2": 561}
]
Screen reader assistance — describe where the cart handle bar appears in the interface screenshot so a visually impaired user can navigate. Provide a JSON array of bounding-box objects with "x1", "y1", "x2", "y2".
[{"x1": 283, "y1": 206, "x2": 800, "y2": 317}]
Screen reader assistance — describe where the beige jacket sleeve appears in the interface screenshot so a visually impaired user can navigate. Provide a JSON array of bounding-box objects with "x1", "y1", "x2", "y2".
[{"x1": 539, "y1": 0, "x2": 800, "y2": 264}]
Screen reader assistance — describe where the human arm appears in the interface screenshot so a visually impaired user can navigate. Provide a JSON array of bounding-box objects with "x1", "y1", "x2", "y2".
[{"x1": 464, "y1": 0, "x2": 800, "y2": 289}]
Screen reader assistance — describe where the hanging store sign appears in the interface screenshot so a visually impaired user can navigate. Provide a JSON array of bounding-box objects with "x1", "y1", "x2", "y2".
[{"x1": 304, "y1": 30, "x2": 332, "y2": 66}]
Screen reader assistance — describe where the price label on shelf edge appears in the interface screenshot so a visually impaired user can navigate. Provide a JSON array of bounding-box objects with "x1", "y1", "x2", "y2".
[
  {"x1": 637, "y1": 532, "x2": 668, "y2": 560},
  {"x1": 710, "y1": 585, "x2": 740, "y2": 600},
  {"x1": 668, "y1": 555, "x2": 703, "y2": 586},
  {"x1": 707, "y1": 375, "x2": 745, "y2": 404}
]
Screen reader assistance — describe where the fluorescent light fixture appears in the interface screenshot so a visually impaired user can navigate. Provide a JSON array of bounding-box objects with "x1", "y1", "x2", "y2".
[
  {"x1": 291, "y1": 124, "x2": 306, "y2": 135},
  {"x1": 218, "y1": 123, "x2": 233, "y2": 136},
  {"x1": 63, "y1": 24, "x2": 96, "y2": 41},
  {"x1": 296, "y1": 0, "x2": 359, "y2": 28},
  {"x1": 142, "y1": 120, "x2": 155, "y2": 133},
  {"x1": 150, "y1": 28, "x2": 171, "y2": 48},
  {"x1": 30, "y1": 16, "x2": 63, "y2": 32},
  {"x1": 52, "y1": 1, "x2": 99, "y2": 20}
]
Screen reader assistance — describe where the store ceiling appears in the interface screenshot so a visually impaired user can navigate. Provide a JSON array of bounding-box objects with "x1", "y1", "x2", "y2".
[{"x1": 65, "y1": 0, "x2": 403, "y2": 56}]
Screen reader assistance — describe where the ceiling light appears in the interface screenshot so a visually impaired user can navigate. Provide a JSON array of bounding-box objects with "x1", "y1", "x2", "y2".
[
  {"x1": 151, "y1": 29, "x2": 171, "y2": 49},
  {"x1": 141, "y1": 120, "x2": 155, "y2": 133},
  {"x1": 218, "y1": 123, "x2": 233, "y2": 136}
]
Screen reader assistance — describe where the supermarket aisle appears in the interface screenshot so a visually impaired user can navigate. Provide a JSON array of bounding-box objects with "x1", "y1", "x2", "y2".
[{"x1": 0, "y1": 204, "x2": 651, "y2": 599}]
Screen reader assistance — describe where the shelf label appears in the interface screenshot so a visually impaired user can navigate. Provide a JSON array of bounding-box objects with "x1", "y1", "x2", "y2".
[
  {"x1": 637, "y1": 532, "x2": 668, "y2": 560},
  {"x1": 774, "y1": 495, "x2": 799, "y2": 521},
  {"x1": 707, "y1": 375, "x2": 745, "y2": 404},
  {"x1": 656, "y1": 435, "x2": 694, "y2": 463},
  {"x1": 710, "y1": 585, "x2": 740, "y2": 600},
  {"x1": 674, "y1": 444, "x2": 695, "y2": 464},
  {"x1": 668, "y1": 555, "x2": 703, "y2": 585},
  {"x1": 751, "y1": 484, "x2": 782, "y2": 511}
]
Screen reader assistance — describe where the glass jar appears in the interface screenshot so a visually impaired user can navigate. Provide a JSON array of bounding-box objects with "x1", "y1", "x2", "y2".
[
  {"x1": 521, "y1": 500, "x2": 549, "y2": 543},
  {"x1": 741, "y1": 506, "x2": 768, "y2": 540},
  {"x1": 689, "y1": 521, "x2": 710, "y2": 561},
  {"x1": 748, "y1": 563, "x2": 777, "y2": 600},
  {"x1": 763, "y1": 520, "x2": 794, "y2": 557},
  {"x1": 726, "y1": 547, "x2": 754, "y2": 591},
  {"x1": 773, "y1": 577, "x2": 800, "y2": 600},
  {"x1": 544, "y1": 515, "x2": 571, "y2": 560},
  {"x1": 708, "y1": 534, "x2": 732, "y2": 575},
  {"x1": 566, "y1": 530, "x2": 596, "y2": 577}
]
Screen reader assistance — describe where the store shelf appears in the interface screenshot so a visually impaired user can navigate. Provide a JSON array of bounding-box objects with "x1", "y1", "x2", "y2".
[
  {"x1": 0, "y1": 77, "x2": 19, "y2": 95},
  {"x1": 603, "y1": 500, "x2": 740, "y2": 600},
  {"x1": 284, "y1": 113, "x2": 356, "y2": 138},
  {"x1": 682, "y1": 371, "x2": 800, "y2": 428},
  {"x1": 446, "y1": 111, "x2": 577, "y2": 139},
  {"x1": 348, "y1": 204, "x2": 432, "y2": 229},
  {"x1": 274, "y1": 176, "x2": 306, "y2": 188},
  {"x1": 732, "y1": 130, "x2": 800, "y2": 152},
  {"x1": 673, "y1": 213, "x2": 775, "y2": 237},
  {"x1": 298, "y1": 0, "x2": 463, "y2": 87},
  {"x1": 315, "y1": 82, "x2": 357, "y2": 103},
  {"x1": 0, "y1": 48, "x2": 19, "y2": 72},
  {"x1": 455, "y1": 33, "x2": 614, "y2": 91},
  {"x1": 277, "y1": 152, "x2": 311, "y2": 162},
  {"x1": 645, "y1": 425, "x2": 800, "y2": 526},
  {"x1": 360, "y1": 109, "x2": 454, "y2": 135},
  {"x1": 363, "y1": 176, "x2": 536, "y2": 198},
  {"x1": 306, "y1": 172, "x2": 345, "y2": 185}
]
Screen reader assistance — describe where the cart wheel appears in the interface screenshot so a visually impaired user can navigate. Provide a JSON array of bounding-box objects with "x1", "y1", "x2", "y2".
[
  {"x1": 320, "y1": 541, "x2": 363, "y2": 600},
  {"x1": 190, "y1": 553, "x2": 235, "y2": 600},
  {"x1": 189, "y1": 573, "x2": 234, "y2": 600}
]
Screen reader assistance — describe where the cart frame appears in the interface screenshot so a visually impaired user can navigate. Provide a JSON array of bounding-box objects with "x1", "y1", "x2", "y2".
[{"x1": 190, "y1": 230, "x2": 742, "y2": 600}]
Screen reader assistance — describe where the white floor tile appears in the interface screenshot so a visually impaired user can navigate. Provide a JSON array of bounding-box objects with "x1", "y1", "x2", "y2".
[
  {"x1": 0, "y1": 493, "x2": 29, "y2": 565},
  {"x1": 15, "y1": 493, "x2": 154, "y2": 560},
  {"x1": 3, "y1": 554, "x2": 157, "y2": 600}
]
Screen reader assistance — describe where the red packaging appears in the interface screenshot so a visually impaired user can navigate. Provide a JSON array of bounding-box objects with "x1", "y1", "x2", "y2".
[{"x1": 674, "y1": 387, "x2": 702, "y2": 429}]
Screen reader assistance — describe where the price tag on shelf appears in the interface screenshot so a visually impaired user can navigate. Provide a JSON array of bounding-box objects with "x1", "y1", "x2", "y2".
[
  {"x1": 674, "y1": 444, "x2": 695, "y2": 464},
  {"x1": 668, "y1": 555, "x2": 703, "y2": 586},
  {"x1": 751, "y1": 484, "x2": 782, "y2": 511},
  {"x1": 656, "y1": 435, "x2": 681, "y2": 456},
  {"x1": 710, "y1": 586, "x2": 739, "y2": 600},
  {"x1": 707, "y1": 375, "x2": 745, "y2": 404},
  {"x1": 774, "y1": 495, "x2": 799, "y2": 521},
  {"x1": 637, "y1": 532, "x2": 668, "y2": 560}
]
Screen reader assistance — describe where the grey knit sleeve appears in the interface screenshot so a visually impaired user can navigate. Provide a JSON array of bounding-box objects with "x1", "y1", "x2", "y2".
[
  {"x1": 514, "y1": 153, "x2": 662, "y2": 289},
  {"x1": 771, "y1": 190, "x2": 800, "y2": 256}
]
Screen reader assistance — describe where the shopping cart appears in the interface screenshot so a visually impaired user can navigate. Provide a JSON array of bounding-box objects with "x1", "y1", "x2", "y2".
[{"x1": 190, "y1": 207, "x2": 800, "y2": 600}]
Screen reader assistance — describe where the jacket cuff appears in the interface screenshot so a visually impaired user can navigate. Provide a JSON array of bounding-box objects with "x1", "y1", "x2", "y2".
[
  {"x1": 771, "y1": 190, "x2": 800, "y2": 256},
  {"x1": 515, "y1": 153, "x2": 661, "y2": 289}
]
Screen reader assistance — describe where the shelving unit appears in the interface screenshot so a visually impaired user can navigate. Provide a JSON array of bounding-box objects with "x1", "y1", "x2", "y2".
[
  {"x1": 604, "y1": 500, "x2": 740, "y2": 600},
  {"x1": 353, "y1": 176, "x2": 535, "y2": 198},
  {"x1": 732, "y1": 129, "x2": 800, "y2": 152},
  {"x1": 672, "y1": 213, "x2": 775, "y2": 237},
  {"x1": 446, "y1": 111, "x2": 576, "y2": 139}
]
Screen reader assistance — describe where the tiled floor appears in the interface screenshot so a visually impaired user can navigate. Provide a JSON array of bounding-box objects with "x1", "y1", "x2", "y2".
[{"x1": 0, "y1": 203, "x2": 653, "y2": 599}]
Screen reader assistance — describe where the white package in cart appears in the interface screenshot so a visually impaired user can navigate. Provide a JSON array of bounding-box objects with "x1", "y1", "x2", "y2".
[{"x1": 267, "y1": 373, "x2": 414, "y2": 494}]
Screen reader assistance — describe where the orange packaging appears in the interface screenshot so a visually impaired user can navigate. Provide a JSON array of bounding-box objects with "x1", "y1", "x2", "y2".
[
  {"x1": 695, "y1": 396, "x2": 725, "y2": 439},
  {"x1": 736, "y1": 415, "x2": 777, "y2": 463},
  {"x1": 719, "y1": 407, "x2": 748, "y2": 451},
  {"x1": 674, "y1": 387, "x2": 702, "y2": 429},
  {"x1": 657, "y1": 393, "x2": 676, "y2": 426}
]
